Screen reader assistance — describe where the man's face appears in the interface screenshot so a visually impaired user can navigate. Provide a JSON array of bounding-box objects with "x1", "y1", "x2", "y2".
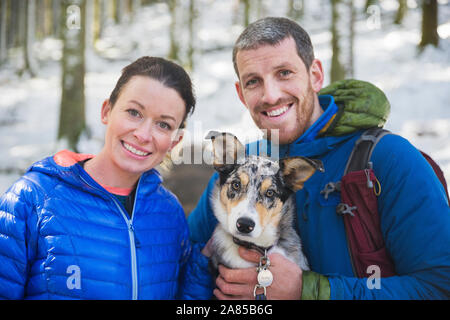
[{"x1": 235, "y1": 36, "x2": 324, "y2": 144}]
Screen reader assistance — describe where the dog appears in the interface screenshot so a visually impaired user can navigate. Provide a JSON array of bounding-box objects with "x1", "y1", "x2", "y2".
[{"x1": 205, "y1": 131, "x2": 324, "y2": 273}]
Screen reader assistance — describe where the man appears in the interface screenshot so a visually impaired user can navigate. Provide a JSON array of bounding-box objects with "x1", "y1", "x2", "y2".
[{"x1": 188, "y1": 17, "x2": 450, "y2": 299}]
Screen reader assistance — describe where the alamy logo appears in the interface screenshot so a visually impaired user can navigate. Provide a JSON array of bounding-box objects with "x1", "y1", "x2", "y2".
[
  {"x1": 66, "y1": 5, "x2": 81, "y2": 30},
  {"x1": 66, "y1": 265, "x2": 81, "y2": 290},
  {"x1": 366, "y1": 5, "x2": 381, "y2": 30},
  {"x1": 366, "y1": 265, "x2": 381, "y2": 289}
]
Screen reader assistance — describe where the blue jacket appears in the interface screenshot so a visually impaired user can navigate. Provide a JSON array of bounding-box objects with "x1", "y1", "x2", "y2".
[
  {"x1": 0, "y1": 150, "x2": 213, "y2": 299},
  {"x1": 188, "y1": 97, "x2": 450, "y2": 299}
]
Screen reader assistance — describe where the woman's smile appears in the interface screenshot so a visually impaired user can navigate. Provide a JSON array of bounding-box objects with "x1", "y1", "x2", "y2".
[{"x1": 121, "y1": 140, "x2": 152, "y2": 158}]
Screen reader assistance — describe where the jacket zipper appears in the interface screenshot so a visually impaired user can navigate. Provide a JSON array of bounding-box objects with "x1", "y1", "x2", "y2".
[{"x1": 80, "y1": 175, "x2": 140, "y2": 300}]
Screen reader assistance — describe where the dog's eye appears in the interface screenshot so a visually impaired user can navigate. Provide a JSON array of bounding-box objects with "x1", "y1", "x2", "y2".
[
  {"x1": 231, "y1": 181, "x2": 241, "y2": 191},
  {"x1": 265, "y1": 190, "x2": 275, "y2": 198}
]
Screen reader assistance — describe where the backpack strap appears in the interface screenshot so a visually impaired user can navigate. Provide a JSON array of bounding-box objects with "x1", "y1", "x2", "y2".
[
  {"x1": 339, "y1": 127, "x2": 397, "y2": 278},
  {"x1": 344, "y1": 127, "x2": 391, "y2": 174},
  {"x1": 346, "y1": 128, "x2": 449, "y2": 203}
]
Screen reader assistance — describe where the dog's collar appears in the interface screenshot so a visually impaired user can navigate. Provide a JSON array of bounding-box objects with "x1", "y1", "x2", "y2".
[{"x1": 232, "y1": 237, "x2": 273, "y2": 256}]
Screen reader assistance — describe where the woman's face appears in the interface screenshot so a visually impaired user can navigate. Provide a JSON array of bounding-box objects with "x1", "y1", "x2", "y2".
[{"x1": 101, "y1": 75, "x2": 185, "y2": 179}]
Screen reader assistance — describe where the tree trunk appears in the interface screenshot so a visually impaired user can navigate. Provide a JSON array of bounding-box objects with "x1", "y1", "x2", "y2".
[
  {"x1": 348, "y1": 0, "x2": 355, "y2": 78},
  {"x1": 44, "y1": 0, "x2": 52, "y2": 37},
  {"x1": 364, "y1": 0, "x2": 376, "y2": 13},
  {"x1": 35, "y1": 0, "x2": 45, "y2": 40},
  {"x1": 93, "y1": 0, "x2": 107, "y2": 43},
  {"x1": 22, "y1": 0, "x2": 38, "y2": 77},
  {"x1": 394, "y1": 0, "x2": 407, "y2": 25},
  {"x1": 255, "y1": 0, "x2": 266, "y2": 19},
  {"x1": 58, "y1": 0, "x2": 87, "y2": 151},
  {"x1": 186, "y1": 0, "x2": 197, "y2": 71},
  {"x1": 85, "y1": 0, "x2": 93, "y2": 50},
  {"x1": 330, "y1": 0, "x2": 346, "y2": 82},
  {"x1": 52, "y1": 0, "x2": 61, "y2": 38},
  {"x1": 287, "y1": 0, "x2": 304, "y2": 21},
  {"x1": 16, "y1": 0, "x2": 25, "y2": 48},
  {"x1": 0, "y1": 0, "x2": 7, "y2": 64},
  {"x1": 112, "y1": 0, "x2": 125, "y2": 24},
  {"x1": 419, "y1": 0, "x2": 439, "y2": 49},
  {"x1": 168, "y1": 0, "x2": 179, "y2": 62},
  {"x1": 7, "y1": 0, "x2": 17, "y2": 48},
  {"x1": 243, "y1": 0, "x2": 250, "y2": 27},
  {"x1": 129, "y1": 0, "x2": 141, "y2": 21}
]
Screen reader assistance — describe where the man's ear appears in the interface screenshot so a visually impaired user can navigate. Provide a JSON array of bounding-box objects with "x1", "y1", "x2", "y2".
[
  {"x1": 309, "y1": 59, "x2": 324, "y2": 94},
  {"x1": 235, "y1": 81, "x2": 248, "y2": 108},
  {"x1": 279, "y1": 157, "x2": 324, "y2": 191},
  {"x1": 101, "y1": 99, "x2": 112, "y2": 125}
]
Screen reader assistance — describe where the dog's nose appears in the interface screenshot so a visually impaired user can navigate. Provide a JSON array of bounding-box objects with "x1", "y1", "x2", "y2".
[{"x1": 236, "y1": 217, "x2": 255, "y2": 234}]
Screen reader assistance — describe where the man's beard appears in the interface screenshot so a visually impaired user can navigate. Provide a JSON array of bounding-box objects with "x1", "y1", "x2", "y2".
[{"x1": 263, "y1": 83, "x2": 316, "y2": 145}]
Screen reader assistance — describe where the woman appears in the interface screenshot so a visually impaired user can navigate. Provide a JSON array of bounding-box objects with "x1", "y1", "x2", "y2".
[{"x1": 0, "y1": 56, "x2": 212, "y2": 299}]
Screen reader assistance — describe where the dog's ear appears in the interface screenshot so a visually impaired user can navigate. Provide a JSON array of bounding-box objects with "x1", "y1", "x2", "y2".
[
  {"x1": 205, "y1": 131, "x2": 245, "y2": 174},
  {"x1": 279, "y1": 157, "x2": 324, "y2": 191}
]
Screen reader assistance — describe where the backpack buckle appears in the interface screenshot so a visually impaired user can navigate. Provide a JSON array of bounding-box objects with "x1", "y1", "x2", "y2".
[
  {"x1": 320, "y1": 181, "x2": 341, "y2": 200},
  {"x1": 336, "y1": 203, "x2": 357, "y2": 217}
]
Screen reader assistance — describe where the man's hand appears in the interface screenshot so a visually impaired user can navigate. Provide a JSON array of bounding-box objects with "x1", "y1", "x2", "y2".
[{"x1": 213, "y1": 247, "x2": 303, "y2": 300}]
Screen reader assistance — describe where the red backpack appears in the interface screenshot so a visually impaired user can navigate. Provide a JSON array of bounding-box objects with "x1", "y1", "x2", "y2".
[{"x1": 334, "y1": 128, "x2": 449, "y2": 278}]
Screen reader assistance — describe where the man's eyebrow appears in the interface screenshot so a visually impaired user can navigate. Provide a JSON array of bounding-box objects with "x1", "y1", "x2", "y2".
[
  {"x1": 273, "y1": 63, "x2": 294, "y2": 70},
  {"x1": 240, "y1": 63, "x2": 295, "y2": 81},
  {"x1": 241, "y1": 72, "x2": 258, "y2": 82}
]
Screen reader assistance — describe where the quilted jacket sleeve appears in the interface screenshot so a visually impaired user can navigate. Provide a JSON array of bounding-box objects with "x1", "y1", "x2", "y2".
[
  {"x1": 0, "y1": 175, "x2": 40, "y2": 299},
  {"x1": 187, "y1": 172, "x2": 219, "y2": 244},
  {"x1": 177, "y1": 208, "x2": 214, "y2": 300}
]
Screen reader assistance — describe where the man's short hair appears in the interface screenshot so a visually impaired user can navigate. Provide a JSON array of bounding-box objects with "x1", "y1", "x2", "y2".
[{"x1": 232, "y1": 17, "x2": 315, "y2": 78}]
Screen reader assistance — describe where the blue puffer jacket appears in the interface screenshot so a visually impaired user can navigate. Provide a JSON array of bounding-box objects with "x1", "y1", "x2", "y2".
[
  {"x1": 0, "y1": 150, "x2": 213, "y2": 300},
  {"x1": 188, "y1": 97, "x2": 450, "y2": 299}
]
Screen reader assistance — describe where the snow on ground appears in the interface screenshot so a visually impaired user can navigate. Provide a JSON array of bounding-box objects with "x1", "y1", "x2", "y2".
[{"x1": 0, "y1": 0, "x2": 449, "y2": 195}]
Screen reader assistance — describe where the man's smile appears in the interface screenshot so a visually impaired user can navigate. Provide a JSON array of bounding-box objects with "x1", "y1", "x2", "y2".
[{"x1": 262, "y1": 102, "x2": 293, "y2": 118}]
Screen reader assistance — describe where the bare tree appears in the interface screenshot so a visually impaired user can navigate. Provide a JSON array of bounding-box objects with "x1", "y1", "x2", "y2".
[
  {"x1": 287, "y1": 0, "x2": 305, "y2": 21},
  {"x1": 330, "y1": 0, "x2": 355, "y2": 82},
  {"x1": 348, "y1": 0, "x2": 355, "y2": 78},
  {"x1": 58, "y1": 0, "x2": 87, "y2": 151},
  {"x1": 364, "y1": 0, "x2": 377, "y2": 13},
  {"x1": 168, "y1": 0, "x2": 179, "y2": 62},
  {"x1": 330, "y1": 0, "x2": 345, "y2": 82},
  {"x1": 0, "y1": 0, "x2": 7, "y2": 64},
  {"x1": 394, "y1": 0, "x2": 408, "y2": 25},
  {"x1": 52, "y1": 0, "x2": 62, "y2": 38},
  {"x1": 419, "y1": 0, "x2": 439, "y2": 49},
  {"x1": 22, "y1": 0, "x2": 38, "y2": 76},
  {"x1": 243, "y1": 0, "x2": 250, "y2": 27},
  {"x1": 186, "y1": 0, "x2": 197, "y2": 71}
]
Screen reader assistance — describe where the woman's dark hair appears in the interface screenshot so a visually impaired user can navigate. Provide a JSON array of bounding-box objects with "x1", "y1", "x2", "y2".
[{"x1": 109, "y1": 56, "x2": 195, "y2": 128}]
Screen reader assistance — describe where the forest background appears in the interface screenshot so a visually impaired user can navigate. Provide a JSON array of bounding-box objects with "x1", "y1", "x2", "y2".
[{"x1": 0, "y1": 0, "x2": 448, "y2": 212}]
